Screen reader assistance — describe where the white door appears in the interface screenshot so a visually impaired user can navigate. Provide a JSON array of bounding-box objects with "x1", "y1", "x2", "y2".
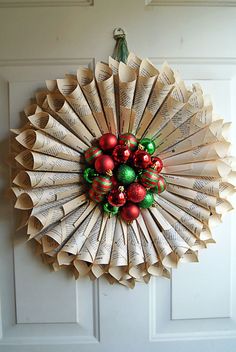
[{"x1": 0, "y1": 1, "x2": 236, "y2": 351}]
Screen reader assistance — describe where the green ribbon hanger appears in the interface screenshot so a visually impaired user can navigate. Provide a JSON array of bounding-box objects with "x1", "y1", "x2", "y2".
[{"x1": 112, "y1": 27, "x2": 129, "y2": 64}]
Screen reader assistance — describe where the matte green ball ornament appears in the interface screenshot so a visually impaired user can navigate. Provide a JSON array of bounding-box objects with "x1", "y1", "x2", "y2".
[
  {"x1": 138, "y1": 191, "x2": 154, "y2": 208},
  {"x1": 117, "y1": 164, "x2": 136, "y2": 185},
  {"x1": 139, "y1": 138, "x2": 156, "y2": 155},
  {"x1": 83, "y1": 167, "x2": 97, "y2": 183},
  {"x1": 103, "y1": 203, "x2": 119, "y2": 216}
]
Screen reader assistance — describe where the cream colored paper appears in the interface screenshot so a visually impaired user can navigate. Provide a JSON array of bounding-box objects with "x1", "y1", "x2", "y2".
[
  {"x1": 155, "y1": 204, "x2": 197, "y2": 247},
  {"x1": 129, "y1": 59, "x2": 158, "y2": 133},
  {"x1": 136, "y1": 62, "x2": 175, "y2": 139},
  {"x1": 155, "y1": 90, "x2": 204, "y2": 144},
  {"x1": 155, "y1": 194, "x2": 203, "y2": 236},
  {"x1": 15, "y1": 150, "x2": 84, "y2": 173},
  {"x1": 155, "y1": 99, "x2": 213, "y2": 154},
  {"x1": 13, "y1": 171, "x2": 83, "y2": 189},
  {"x1": 127, "y1": 52, "x2": 142, "y2": 71},
  {"x1": 158, "y1": 117, "x2": 221, "y2": 159},
  {"x1": 162, "y1": 160, "x2": 231, "y2": 178},
  {"x1": 164, "y1": 175, "x2": 220, "y2": 197},
  {"x1": 15, "y1": 183, "x2": 84, "y2": 209},
  {"x1": 77, "y1": 67, "x2": 109, "y2": 134},
  {"x1": 57, "y1": 78, "x2": 101, "y2": 138},
  {"x1": 166, "y1": 183, "x2": 217, "y2": 209},
  {"x1": 141, "y1": 208, "x2": 178, "y2": 268},
  {"x1": 159, "y1": 191, "x2": 211, "y2": 224},
  {"x1": 163, "y1": 141, "x2": 231, "y2": 166},
  {"x1": 95, "y1": 62, "x2": 118, "y2": 135},
  {"x1": 57, "y1": 209, "x2": 94, "y2": 265},
  {"x1": 42, "y1": 205, "x2": 98, "y2": 253},
  {"x1": 149, "y1": 206, "x2": 190, "y2": 258},
  {"x1": 144, "y1": 81, "x2": 188, "y2": 140},
  {"x1": 109, "y1": 219, "x2": 128, "y2": 280},
  {"x1": 16, "y1": 129, "x2": 83, "y2": 162},
  {"x1": 119, "y1": 62, "x2": 136, "y2": 134},
  {"x1": 28, "y1": 195, "x2": 87, "y2": 237},
  {"x1": 47, "y1": 93, "x2": 93, "y2": 145},
  {"x1": 28, "y1": 112, "x2": 88, "y2": 153},
  {"x1": 128, "y1": 221, "x2": 145, "y2": 278}
]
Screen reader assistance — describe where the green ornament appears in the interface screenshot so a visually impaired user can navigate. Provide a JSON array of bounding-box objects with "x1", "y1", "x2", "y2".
[
  {"x1": 83, "y1": 167, "x2": 97, "y2": 183},
  {"x1": 139, "y1": 138, "x2": 156, "y2": 155},
  {"x1": 138, "y1": 191, "x2": 154, "y2": 208},
  {"x1": 151, "y1": 175, "x2": 167, "y2": 194},
  {"x1": 117, "y1": 164, "x2": 136, "y2": 185},
  {"x1": 103, "y1": 203, "x2": 119, "y2": 216}
]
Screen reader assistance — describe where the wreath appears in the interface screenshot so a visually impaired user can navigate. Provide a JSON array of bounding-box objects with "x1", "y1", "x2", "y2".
[{"x1": 11, "y1": 52, "x2": 235, "y2": 288}]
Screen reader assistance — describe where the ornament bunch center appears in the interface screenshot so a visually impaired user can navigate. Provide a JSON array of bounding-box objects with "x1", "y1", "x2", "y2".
[{"x1": 84, "y1": 133, "x2": 166, "y2": 222}]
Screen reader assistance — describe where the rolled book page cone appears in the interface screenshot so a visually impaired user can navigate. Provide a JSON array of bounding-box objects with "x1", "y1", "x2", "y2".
[
  {"x1": 109, "y1": 218, "x2": 128, "y2": 280},
  {"x1": 136, "y1": 62, "x2": 175, "y2": 139},
  {"x1": 95, "y1": 62, "x2": 118, "y2": 135},
  {"x1": 16, "y1": 129, "x2": 83, "y2": 162},
  {"x1": 57, "y1": 78, "x2": 102, "y2": 138},
  {"x1": 15, "y1": 150, "x2": 84, "y2": 173},
  {"x1": 47, "y1": 93, "x2": 93, "y2": 145},
  {"x1": 28, "y1": 112, "x2": 88, "y2": 153},
  {"x1": 141, "y1": 209, "x2": 178, "y2": 268},
  {"x1": 118, "y1": 62, "x2": 136, "y2": 134},
  {"x1": 129, "y1": 58, "x2": 158, "y2": 134},
  {"x1": 13, "y1": 171, "x2": 83, "y2": 189},
  {"x1": 77, "y1": 67, "x2": 109, "y2": 134}
]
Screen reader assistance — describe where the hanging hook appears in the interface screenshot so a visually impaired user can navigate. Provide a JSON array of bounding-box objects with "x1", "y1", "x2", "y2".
[{"x1": 113, "y1": 27, "x2": 126, "y2": 39}]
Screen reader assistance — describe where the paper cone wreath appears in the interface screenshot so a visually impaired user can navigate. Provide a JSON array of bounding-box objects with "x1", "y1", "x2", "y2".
[{"x1": 11, "y1": 53, "x2": 236, "y2": 288}]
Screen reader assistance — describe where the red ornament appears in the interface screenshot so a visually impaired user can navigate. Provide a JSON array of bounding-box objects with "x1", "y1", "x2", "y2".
[
  {"x1": 127, "y1": 183, "x2": 146, "y2": 203},
  {"x1": 112, "y1": 145, "x2": 131, "y2": 164},
  {"x1": 133, "y1": 150, "x2": 151, "y2": 169},
  {"x1": 118, "y1": 133, "x2": 138, "y2": 151},
  {"x1": 89, "y1": 188, "x2": 104, "y2": 203},
  {"x1": 140, "y1": 168, "x2": 160, "y2": 188},
  {"x1": 95, "y1": 155, "x2": 115, "y2": 175},
  {"x1": 92, "y1": 175, "x2": 113, "y2": 194},
  {"x1": 150, "y1": 157, "x2": 163, "y2": 173},
  {"x1": 152, "y1": 175, "x2": 167, "y2": 194},
  {"x1": 99, "y1": 133, "x2": 118, "y2": 151},
  {"x1": 111, "y1": 175, "x2": 119, "y2": 188},
  {"x1": 84, "y1": 146, "x2": 103, "y2": 165},
  {"x1": 121, "y1": 202, "x2": 140, "y2": 222},
  {"x1": 108, "y1": 186, "x2": 127, "y2": 207}
]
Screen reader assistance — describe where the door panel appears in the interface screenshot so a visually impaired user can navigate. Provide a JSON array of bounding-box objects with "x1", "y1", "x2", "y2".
[{"x1": 0, "y1": 1, "x2": 236, "y2": 351}]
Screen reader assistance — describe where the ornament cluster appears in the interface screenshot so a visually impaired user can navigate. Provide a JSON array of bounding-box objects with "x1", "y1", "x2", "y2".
[{"x1": 83, "y1": 133, "x2": 166, "y2": 222}]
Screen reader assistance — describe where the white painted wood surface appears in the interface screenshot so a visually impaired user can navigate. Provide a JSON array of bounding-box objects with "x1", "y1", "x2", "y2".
[{"x1": 0, "y1": 1, "x2": 236, "y2": 351}]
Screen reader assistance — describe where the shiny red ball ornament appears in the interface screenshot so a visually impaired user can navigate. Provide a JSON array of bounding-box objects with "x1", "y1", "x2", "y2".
[
  {"x1": 108, "y1": 186, "x2": 127, "y2": 207},
  {"x1": 99, "y1": 133, "x2": 118, "y2": 151},
  {"x1": 150, "y1": 157, "x2": 163, "y2": 173},
  {"x1": 89, "y1": 188, "x2": 104, "y2": 203},
  {"x1": 94, "y1": 155, "x2": 115, "y2": 175},
  {"x1": 112, "y1": 145, "x2": 131, "y2": 164},
  {"x1": 118, "y1": 133, "x2": 138, "y2": 151},
  {"x1": 133, "y1": 150, "x2": 151, "y2": 169},
  {"x1": 127, "y1": 183, "x2": 146, "y2": 203},
  {"x1": 121, "y1": 202, "x2": 140, "y2": 222}
]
